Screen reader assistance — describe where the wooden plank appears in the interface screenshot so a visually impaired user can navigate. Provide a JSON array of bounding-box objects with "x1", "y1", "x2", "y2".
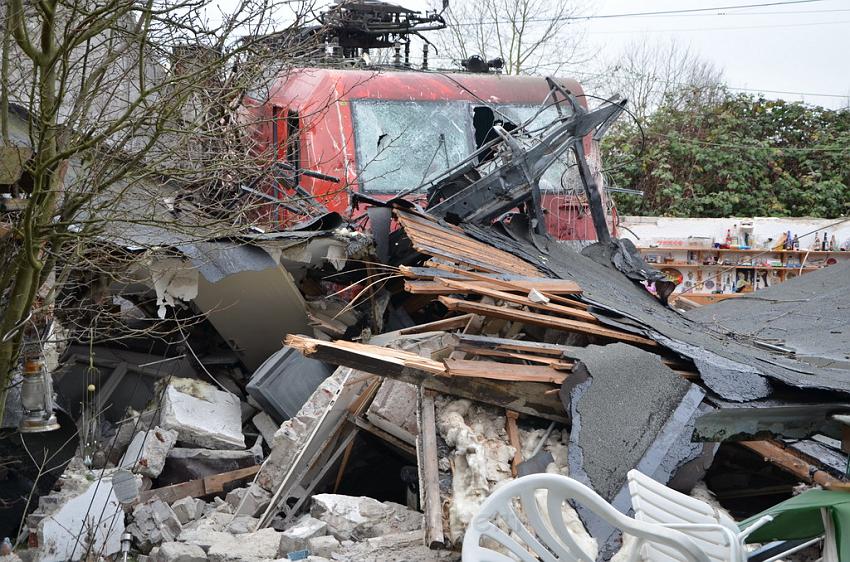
[
  {"x1": 437, "y1": 278, "x2": 597, "y2": 323},
  {"x1": 739, "y1": 440, "x2": 845, "y2": 489},
  {"x1": 455, "y1": 345, "x2": 574, "y2": 369},
  {"x1": 286, "y1": 335, "x2": 447, "y2": 375},
  {"x1": 438, "y1": 297, "x2": 658, "y2": 347},
  {"x1": 429, "y1": 263, "x2": 590, "y2": 311},
  {"x1": 398, "y1": 314, "x2": 475, "y2": 335},
  {"x1": 404, "y1": 279, "x2": 585, "y2": 297},
  {"x1": 399, "y1": 266, "x2": 583, "y2": 295},
  {"x1": 445, "y1": 359, "x2": 566, "y2": 384},
  {"x1": 140, "y1": 465, "x2": 261, "y2": 503},
  {"x1": 287, "y1": 335, "x2": 568, "y2": 423},
  {"x1": 505, "y1": 411, "x2": 522, "y2": 478},
  {"x1": 396, "y1": 212, "x2": 539, "y2": 276},
  {"x1": 418, "y1": 389, "x2": 445, "y2": 548},
  {"x1": 456, "y1": 334, "x2": 572, "y2": 356}
]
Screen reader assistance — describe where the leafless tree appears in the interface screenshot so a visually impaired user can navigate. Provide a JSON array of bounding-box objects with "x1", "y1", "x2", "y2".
[
  {"x1": 600, "y1": 38, "x2": 725, "y2": 122},
  {"x1": 432, "y1": 0, "x2": 589, "y2": 75},
  {"x1": 0, "y1": 0, "x2": 326, "y2": 421}
]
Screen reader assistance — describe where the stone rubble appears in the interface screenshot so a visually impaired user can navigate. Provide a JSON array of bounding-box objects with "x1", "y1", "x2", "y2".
[
  {"x1": 171, "y1": 497, "x2": 207, "y2": 525},
  {"x1": 310, "y1": 494, "x2": 424, "y2": 541},
  {"x1": 154, "y1": 541, "x2": 208, "y2": 562},
  {"x1": 127, "y1": 499, "x2": 183, "y2": 554},
  {"x1": 225, "y1": 485, "x2": 272, "y2": 518},
  {"x1": 120, "y1": 426, "x2": 179, "y2": 478},
  {"x1": 160, "y1": 377, "x2": 245, "y2": 450},
  {"x1": 278, "y1": 515, "x2": 327, "y2": 554},
  {"x1": 206, "y1": 528, "x2": 284, "y2": 562}
]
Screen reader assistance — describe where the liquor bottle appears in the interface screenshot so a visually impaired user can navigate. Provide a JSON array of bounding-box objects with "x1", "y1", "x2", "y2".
[
  {"x1": 830, "y1": 235, "x2": 838, "y2": 251},
  {"x1": 822, "y1": 234, "x2": 829, "y2": 251},
  {"x1": 792, "y1": 235, "x2": 799, "y2": 250},
  {"x1": 724, "y1": 229, "x2": 732, "y2": 247},
  {"x1": 812, "y1": 233, "x2": 821, "y2": 250}
]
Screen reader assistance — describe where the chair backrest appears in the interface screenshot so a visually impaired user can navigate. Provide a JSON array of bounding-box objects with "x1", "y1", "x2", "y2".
[
  {"x1": 462, "y1": 473, "x2": 711, "y2": 562},
  {"x1": 627, "y1": 470, "x2": 739, "y2": 562}
]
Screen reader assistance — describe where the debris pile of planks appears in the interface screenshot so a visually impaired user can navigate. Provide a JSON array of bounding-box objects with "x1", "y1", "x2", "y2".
[{"x1": 262, "y1": 206, "x2": 850, "y2": 556}]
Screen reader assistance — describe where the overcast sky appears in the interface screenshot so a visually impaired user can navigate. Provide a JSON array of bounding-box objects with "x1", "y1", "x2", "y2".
[
  {"x1": 575, "y1": 0, "x2": 850, "y2": 109},
  {"x1": 406, "y1": 0, "x2": 850, "y2": 109}
]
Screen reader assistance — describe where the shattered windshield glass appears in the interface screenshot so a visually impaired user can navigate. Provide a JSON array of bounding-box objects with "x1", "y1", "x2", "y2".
[
  {"x1": 496, "y1": 104, "x2": 582, "y2": 193},
  {"x1": 351, "y1": 100, "x2": 473, "y2": 192}
]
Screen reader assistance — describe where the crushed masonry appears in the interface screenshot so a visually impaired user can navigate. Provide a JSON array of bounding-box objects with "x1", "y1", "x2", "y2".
[{"x1": 4, "y1": 61, "x2": 848, "y2": 562}]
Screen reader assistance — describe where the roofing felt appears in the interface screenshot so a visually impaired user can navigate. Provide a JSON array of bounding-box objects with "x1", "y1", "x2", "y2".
[
  {"x1": 458, "y1": 221, "x2": 850, "y2": 402},
  {"x1": 686, "y1": 260, "x2": 850, "y2": 366}
]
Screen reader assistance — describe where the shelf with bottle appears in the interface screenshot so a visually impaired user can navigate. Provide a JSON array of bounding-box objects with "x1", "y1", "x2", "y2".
[
  {"x1": 638, "y1": 246, "x2": 846, "y2": 255},
  {"x1": 646, "y1": 262, "x2": 819, "y2": 271}
]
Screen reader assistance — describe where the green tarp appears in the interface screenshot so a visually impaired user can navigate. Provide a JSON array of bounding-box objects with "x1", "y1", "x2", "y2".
[{"x1": 740, "y1": 489, "x2": 849, "y2": 559}]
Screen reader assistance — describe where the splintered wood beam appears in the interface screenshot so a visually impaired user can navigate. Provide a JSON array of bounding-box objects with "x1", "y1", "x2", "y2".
[
  {"x1": 399, "y1": 266, "x2": 583, "y2": 295},
  {"x1": 436, "y1": 278, "x2": 597, "y2": 323},
  {"x1": 445, "y1": 359, "x2": 567, "y2": 384},
  {"x1": 739, "y1": 440, "x2": 847, "y2": 489},
  {"x1": 428, "y1": 263, "x2": 590, "y2": 310},
  {"x1": 455, "y1": 345, "x2": 574, "y2": 369},
  {"x1": 438, "y1": 297, "x2": 658, "y2": 347},
  {"x1": 285, "y1": 335, "x2": 568, "y2": 422},
  {"x1": 418, "y1": 389, "x2": 445, "y2": 548},
  {"x1": 140, "y1": 465, "x2": 261, "y2": 504},
  {"x1": 505, "y1": 410, "x2": 522, "y2": 478},
  {"x1": 396, "y1": 211, "x2": 540, "y2": 276}
]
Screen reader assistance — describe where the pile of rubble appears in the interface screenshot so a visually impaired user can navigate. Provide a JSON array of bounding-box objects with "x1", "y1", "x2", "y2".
[{"x1": 4, "y1": 81, "x2": 849, "y2": 562}]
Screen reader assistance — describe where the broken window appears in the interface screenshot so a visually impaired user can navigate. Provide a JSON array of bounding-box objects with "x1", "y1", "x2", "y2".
[{"x1": 351, "y1": 100, "x2": 473, "y2": 192}]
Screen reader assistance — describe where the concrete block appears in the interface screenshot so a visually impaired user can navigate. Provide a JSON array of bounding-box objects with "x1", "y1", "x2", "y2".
[
  {"x1": 309, "y1": 495, "x2": 422, "y2": 541},
  {"x1": 127, "y1": 499, "x2": 183, "y2": 554},
  {"x1": 182, "y1": 512, "x2": 257, "y2": 535},
  {"x1": 120, "y1": 426, "x2": 178, "y2": 478},
  {"x1": 305, "y1": 535, "x2": 339, "y2": 558},
  {"x1": 225, "y1": 485, "x2": 271, "y2": 518},
  {"x1": 206, "y1": 528, "x2": 283, "y2": 562},
  {"x1": 160, "y1": 378, "x2": 245, "y2": 450},
  {"x1": 155, "y1": 541, "x2": 208, "y2": 562},
  {"x1": 176, "y1": 529, "x2": 232, "y2": 553},
  {"x1": 333, "y1": 530, "x2": 460, "y2": 561},
  {"x1": 35, "y1": 473, "x2": 124, "y2": 561},
  {"x1": 278, "y1": 515, "x2": 327, "y2": 554},
  {"x1": 365, "y1": 380, "x2": 417, "y2": 445},
  {"x1": 171, "y1": 497, "x2": 205, "y2": 525},
  {"x1": 252, "y1": 412, "x2": 279, "y2": 445}
]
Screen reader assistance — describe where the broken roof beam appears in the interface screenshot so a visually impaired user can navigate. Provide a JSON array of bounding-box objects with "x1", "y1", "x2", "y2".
[
  {"x1": 740, "y1": 440, "x2": 847, "y2": 490},
  {"x1": 444, "y1": 358, "x2": 567, "y2": 384},
  {"x1": 396, "y1": 211, "x2": 541, "y2": 277},
  {"x1": 285, "y1": 334, "x2": 568, "y2": 422},
  {"x1": 438, "y1": 296, "x2": 658, "y2": 347},
  {"x1": 399, "y1": 266, "x2": 582, "y2": 295},
  {"x1": 424, "y1": 263, "x2": 590, "y2": 311},
  {"x1": 436, "y1": 277, "x2": 597, "y2": 323}
]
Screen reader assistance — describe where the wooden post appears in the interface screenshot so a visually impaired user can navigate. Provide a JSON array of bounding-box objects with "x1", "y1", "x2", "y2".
[
  {"x1": 505, "y1": 410, "x2": 522, "y2": 478},
  {"x1": 418, "y1": 388, "x2": 445, "y2": 548}
]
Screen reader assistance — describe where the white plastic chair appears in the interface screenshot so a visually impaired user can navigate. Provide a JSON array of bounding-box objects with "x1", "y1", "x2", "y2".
[
  {"x1": 626, "y1": 469, "x2": 774, "y2": 562},
  {"x1": 462, "y1": 473, "x2": 711, "y2": 562}
]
